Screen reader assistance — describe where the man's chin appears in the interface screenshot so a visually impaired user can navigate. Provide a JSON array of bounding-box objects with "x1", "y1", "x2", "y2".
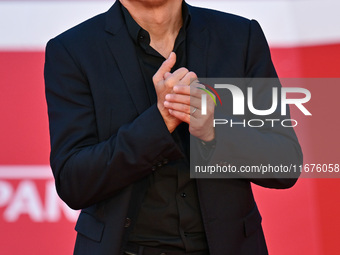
[{"x1": 123, "y1": 0, "x2": 179, "y2": 8}]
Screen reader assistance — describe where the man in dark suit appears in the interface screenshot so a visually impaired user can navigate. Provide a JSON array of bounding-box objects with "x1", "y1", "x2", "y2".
[{"x1": 44, "y1": 0, "x2": 302, "y2": 254}]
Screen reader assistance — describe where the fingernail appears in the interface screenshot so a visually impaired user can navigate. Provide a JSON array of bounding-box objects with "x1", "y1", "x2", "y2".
[
  {"x1": 168, "y1": 52, "x2": 173, "y2": 60},
  {"x1": 165, "y1": 94, "x2": 171, "y2": 100}
]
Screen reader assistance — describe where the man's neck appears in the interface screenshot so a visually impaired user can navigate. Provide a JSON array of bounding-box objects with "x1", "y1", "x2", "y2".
[{"x1": 119, "y1": 0, "x2": 183, "y2": 58}]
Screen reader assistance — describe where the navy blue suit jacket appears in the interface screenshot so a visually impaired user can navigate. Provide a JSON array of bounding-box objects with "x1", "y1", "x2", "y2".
[{"x1": 44, "y1": 1, "x2": 302, "y2": 254}]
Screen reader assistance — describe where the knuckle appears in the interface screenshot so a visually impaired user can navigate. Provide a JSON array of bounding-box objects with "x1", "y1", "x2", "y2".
[
  {"x1": 193, "y1": 82, "x2": 204, "y2": 88},
  {"x1": 166, "y1": 94, "x2": 174, "y2": 101},
  {"x1": 188, "y1": 71, "x2": 198, "y2": 80},
  {"x1": 179, "y1": 67, "x2": 189, "y2": 73},
  {"x1": 164, "y1": 79, "x2": 174, "y2": 88},
  {"x1": 174, "y1": 85, "x2": 184, "y2": 93}
]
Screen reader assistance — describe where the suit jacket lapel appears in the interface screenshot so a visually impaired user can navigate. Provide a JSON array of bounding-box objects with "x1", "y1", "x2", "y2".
[
  {"x1": 103, "y1": 3, "x2": 209, "y2": 115},
  {"x1": 187, "y1": 5, "x2": 209, "y2": 78},
  {"x1": 104, "y1": 2, "x2": 150, "y2": 115}
]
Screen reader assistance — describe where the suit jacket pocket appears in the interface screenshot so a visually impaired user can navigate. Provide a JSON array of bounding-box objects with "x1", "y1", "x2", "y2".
[
  {"x1": 75, "y1": 211, "x2": 105, "y2": 242},
  {"x1": 243, "y1": 205, "x2": 262, "y2": 237}
]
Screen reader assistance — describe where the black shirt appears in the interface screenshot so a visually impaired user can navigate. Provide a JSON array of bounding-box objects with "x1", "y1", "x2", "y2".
[{"x1": 120, "y1": 2, "x2": 208, "y2": 252}]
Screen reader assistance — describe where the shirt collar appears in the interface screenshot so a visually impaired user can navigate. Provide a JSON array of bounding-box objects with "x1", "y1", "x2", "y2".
[{"x1": 120, "y1": 1, "x2": 191, "y2": 45}]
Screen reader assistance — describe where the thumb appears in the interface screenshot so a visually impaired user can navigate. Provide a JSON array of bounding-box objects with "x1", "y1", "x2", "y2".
[{"x1": 153, "y1": 52, "x2": 176, "y2": 85}]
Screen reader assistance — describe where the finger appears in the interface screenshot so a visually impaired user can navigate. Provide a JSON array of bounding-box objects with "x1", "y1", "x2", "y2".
[
  {"x1": 164, "y1": 101, "x2": 191, "y2": 114},
  {"x1": 173, "y1": 85, "x2": 205, "y2": 98},
  {"x1": 171, "y1": 67, "x2": 189, "y2": 78},
  {"x1": 192, "y1": 82, "x2": 205, "y2": 89},
  {"x1": 165, "y1": 93, "x2": 190, "y2": 105},
  {"x1": 153, "y1": 52, "x2": 176, "y2": 85},
  {"x1": 163, "y1": 67, "x2": 189, "y2": 89},
  {"x1": 190, "y1": 106, "x2": 199, "y2": 116},
  {"x1": 168, "y1": 109, "x2": 190, "y2": 124},
  {"x1": 165, "y1": 94, "x2": 202, "y2": 109},
  {"x1": 163, "y1": 72, "x2": 172, "y2": 79},
  {"x1": 168, "y1": 87, "x2": 216, "y2": 110},
  {"x1": 172, "y1": 85, "x2": 190, "y2": 95},
  {"x1": 178, "y1": 71, "x2": 198, "y2": 86}
]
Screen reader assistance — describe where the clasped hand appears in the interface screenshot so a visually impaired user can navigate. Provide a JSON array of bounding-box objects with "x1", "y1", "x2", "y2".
[{"x1": 153, "y1": 52, "x2": 215, "y2": 142}]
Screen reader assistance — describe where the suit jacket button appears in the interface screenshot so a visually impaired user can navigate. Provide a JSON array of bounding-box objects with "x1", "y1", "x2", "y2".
[
  {"x1": 151, "y1": 166, "x2": 157, "y2": 171},
  {"x1": 124, "y1": 218, "x2": 131, "y2": 228}
]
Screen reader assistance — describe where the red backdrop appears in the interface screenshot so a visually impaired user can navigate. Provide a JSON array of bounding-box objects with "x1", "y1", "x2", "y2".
[{"x1": 0, "y1": 1, "x2": 340, "y2": 254}]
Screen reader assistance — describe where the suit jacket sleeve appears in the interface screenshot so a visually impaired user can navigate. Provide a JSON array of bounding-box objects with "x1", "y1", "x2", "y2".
[
  {"x1": 193, "y1": 20, "x2": 303, "y2": 188},
  {"x1": 245, "y1": 20, "x2": 303, "y2": 187},
  {"x1": 44, "y1": 37, "x2": 183, "y2": 210}
]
